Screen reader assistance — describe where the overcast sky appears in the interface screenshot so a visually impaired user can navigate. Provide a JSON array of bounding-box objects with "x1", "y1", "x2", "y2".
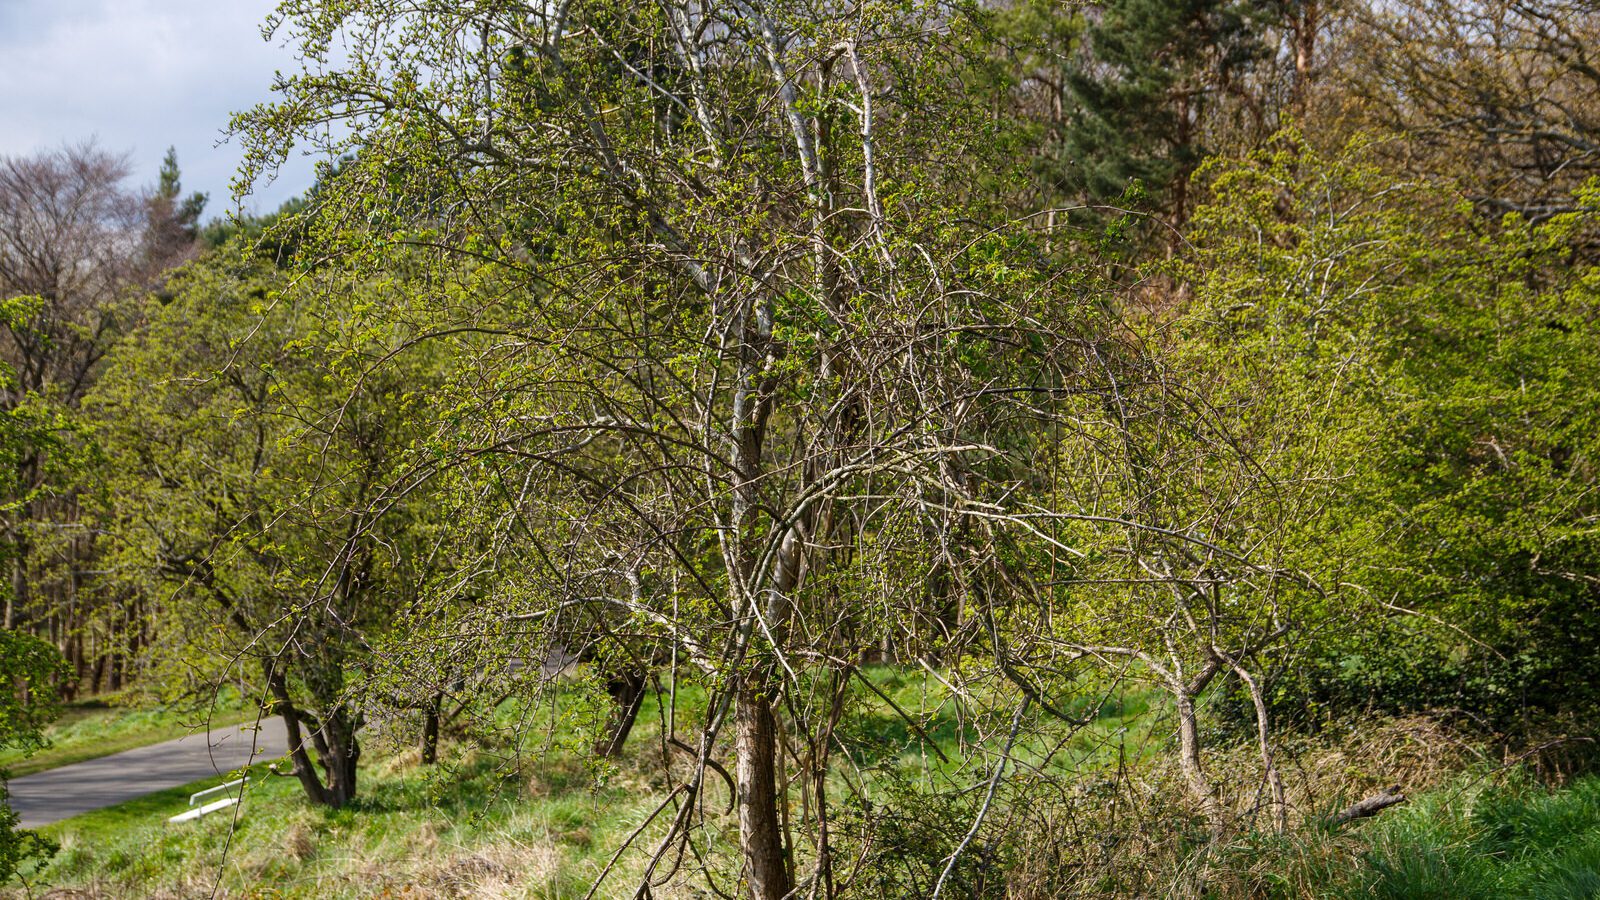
[{"x1": 0, "y1": 0, "x2": 322, "y2": 217}]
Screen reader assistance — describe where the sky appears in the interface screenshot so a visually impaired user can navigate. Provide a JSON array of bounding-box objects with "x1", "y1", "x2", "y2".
[{"x1": 0, "y1": 0, "x2": 323, "y2": 217}]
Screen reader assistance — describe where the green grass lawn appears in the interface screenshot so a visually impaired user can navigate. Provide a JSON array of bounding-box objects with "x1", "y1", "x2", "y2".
[{"x1": 0, "y1": 688, "x2": 254, "y2": 778}]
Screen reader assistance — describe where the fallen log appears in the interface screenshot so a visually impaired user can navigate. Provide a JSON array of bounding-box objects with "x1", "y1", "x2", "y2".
[{"x1": 1332, "y1": 785, "x2": 1407, "y2": 825}]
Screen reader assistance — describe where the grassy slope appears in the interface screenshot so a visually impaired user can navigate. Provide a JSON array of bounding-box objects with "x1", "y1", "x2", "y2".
[
  {"x1": 17, "y1": 754, "x2": 659, "y2": 899},
  {"x1": 8, "y1": 687, "x2": 702, "y2": 899},
  {"x1": 0, "y1": 671, "x2": 1174, "y2": 898},
  {"x1": 8, "y1": 671, "x2": 1598, "y2": 898},
  {"x1": 0, "y1": 689, "x2": 252, "y2": 778}
]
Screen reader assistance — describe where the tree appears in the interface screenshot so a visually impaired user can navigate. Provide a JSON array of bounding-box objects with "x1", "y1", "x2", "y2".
[
  {"x1": 0, "y1": 142, "x2": 201, "y2": 692},
  {"x1": 1343, "y1": 1, "x2": 1600, "y2": 225},
  {"x1": 91, "y1": 247, "x2": 451, "y2": 807},
  {"x1": 0, "y1": 628, "x2": 68, "y2": 881},
  {"x1": 1179, "y1": 134, "x2": 1600, "y2": 730},
  {"x1": 232, "y1": 2, "x2": 1314, "y2": 895},
  {"x1": 1056, "y1": 0, "x2": 1278, "y2": 228},
  {"x1": 142, "y1": 147, "x2": 208, "y2": 279},
  {"x1": 0, "y1": 301, "x2": 71, "y2": 879}
]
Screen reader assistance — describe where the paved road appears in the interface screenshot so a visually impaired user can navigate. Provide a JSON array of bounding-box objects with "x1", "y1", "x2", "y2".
[{"x1": 5, "y1": 718, "x2": 290, "y2": 828}]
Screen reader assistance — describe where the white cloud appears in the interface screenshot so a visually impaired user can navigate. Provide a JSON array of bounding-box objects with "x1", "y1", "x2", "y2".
[{"x1": 0, "y1": 0, "x2": 323, "y2": 215}]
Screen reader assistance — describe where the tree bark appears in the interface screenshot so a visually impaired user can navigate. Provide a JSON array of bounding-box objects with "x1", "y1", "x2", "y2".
[
  {"x1": 1333, "y1": 786, "x2": 1406, "y2": 825},
  {"x1": 420, "y1": 692, "x2": 442, "y2": 765},
  {"x1": 1173, "y1": 661, "x2": 1223, "y2": 832},
  {"x1": 6, "y1": 526, "x2": 27, "y2": 631},
  {"x1": 309, "y1": 707, "x2": 360, "y2": 808},
  {"x1": 1218, "y1": 651, "x2": 1287, "y2": 831},
  {"x1": 267, "y1": 669, "x2": 333, "y2": 807},
  {"x1": 266, "y1": 666, "x2": 360, "y2": 808},
  {"x1": 736, "y1": 684, "x2": 792, "y2": 900},
  {"x1": 1290, "y1": 2, "x2": 1320, "y2": 114},
  {"x1": 595, "y1": 669, "x2": 647, "y2": 759}
]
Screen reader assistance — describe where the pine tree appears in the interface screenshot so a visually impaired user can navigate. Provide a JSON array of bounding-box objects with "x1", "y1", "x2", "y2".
[
  {"x1": 1059, "y1": 0, "x2": 1275, "y2": 226},
  {"x1": 143, "y1": 147, "x2": 207, "y2": 269}
]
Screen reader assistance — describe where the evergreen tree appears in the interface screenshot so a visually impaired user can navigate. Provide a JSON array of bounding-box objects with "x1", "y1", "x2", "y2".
[
  {"x1": 142, "y1": 147, "x2": 207, "y2": 269},
  {"x1": 1060, "y1": 0, "x2": 1276, "y2": 226}
]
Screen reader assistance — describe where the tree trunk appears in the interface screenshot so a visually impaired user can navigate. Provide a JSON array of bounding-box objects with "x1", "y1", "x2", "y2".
[
  {"x1": 1333, "y1": 786, "x2": 1406, "y2": 825},
  {"x1": 265, "y1": 667, "x2": 360, "y2": 808},
  {"x1": 281, "y1": 709, "x2": 332, "y2": 806},
  {"x1": 267, "y1": 670, "x2": 332, "y2": 806},
  {"x1": 420, "y1": 692, "x2": 442, "y2": 764},
  {"x1": 1173, "y1": 662, "x2": 1223, "y2": 833},
  {"x1": 309, "y1": 708, "x2": 360, "y2": 808},
  {"x1": 1291, "y1": 3, "x2": 1320, "y2": 114},
  {"x1": 107, "y1": 644, "x2": 123, "y2": 692},
  {"x1": 6, "y1": 528, "x2": 26, "y2": 631},
  {"x1": 736, "y1": 684, "x2": 792, "y2": 900},
  {"x1": 595, "y1": 669, "x2": 647, "y2": 759},
  {"x1": 1217, "y1": 652, "x2": 1287, "y2": 832}
]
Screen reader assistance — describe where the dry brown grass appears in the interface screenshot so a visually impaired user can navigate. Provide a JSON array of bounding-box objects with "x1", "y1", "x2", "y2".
[{"x1": 996, "y1": 711, "x2": 1496, "y2": 899}]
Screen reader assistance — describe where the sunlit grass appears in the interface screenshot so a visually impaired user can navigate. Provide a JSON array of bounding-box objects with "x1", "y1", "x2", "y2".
[
  {"x1": 0, "y1": 687, "x2": 253, "y2": 777},
  {"x1": 14, "y1": 669, "x2": 1595, "y2": 898}
]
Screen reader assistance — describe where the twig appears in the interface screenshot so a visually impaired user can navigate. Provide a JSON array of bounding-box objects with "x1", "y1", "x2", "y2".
[{"x1": 930, "y1": 697, "x2": 1031, "y2": 900}]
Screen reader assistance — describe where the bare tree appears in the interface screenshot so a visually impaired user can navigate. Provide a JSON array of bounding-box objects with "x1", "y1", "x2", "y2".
[
  {"x1": 0, "y1": 142, "x2": 152, "y2": 408},
  {"x1": 1345, "y1": 0, "x2": 1600, "y2": 222}
]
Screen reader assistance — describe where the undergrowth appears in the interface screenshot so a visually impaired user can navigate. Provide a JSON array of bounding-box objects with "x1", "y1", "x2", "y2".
[
  {"x1": 1213, "y1": 771, "x2": 1600, "y2": 899},
  {"x1": 4, "y1": 670, "x2": 1597, "y2": 898}
]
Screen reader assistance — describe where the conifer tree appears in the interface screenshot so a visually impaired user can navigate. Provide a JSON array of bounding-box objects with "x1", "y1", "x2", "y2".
[
  {"x1": 1060, "y1": 0, "x2": 1276, "y2": 226},
  {"x1": 142, "y1": 147, "x2": 207, "y2": 271}
]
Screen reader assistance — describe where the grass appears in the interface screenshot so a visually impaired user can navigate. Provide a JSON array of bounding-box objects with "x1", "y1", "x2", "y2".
[
  {"x1": 1345, "y1": 773, "x2": 1600, "y2": 899},
  {"x1": 1218, "y1": 771, "x2": 1600, "y2": 900},
  {"x1": 4, "y1": 680, "x2": 718, "y2": 899},
  {"x1": 11, "y1": 668, "x2": 1595, "y2": 898},
  {"x1": 3, "y1": 667, "x2": 1182, "y2": 898},
  {"x1": 8, "y1": 742, "x2": 669, "y2": 898},
  {"x1": 0, "y1": 687, "x2": 253, "y2": 778}
]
